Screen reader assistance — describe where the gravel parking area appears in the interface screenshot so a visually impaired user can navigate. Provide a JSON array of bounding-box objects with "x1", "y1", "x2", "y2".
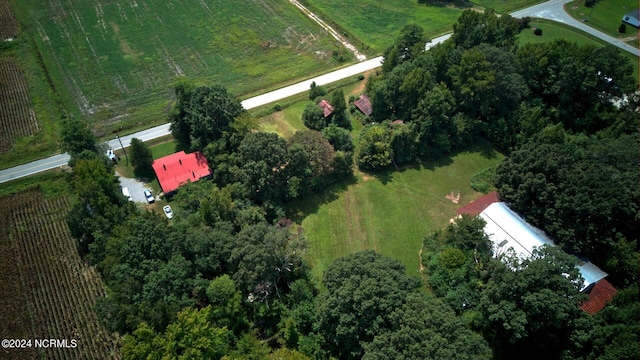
[{"x1": 116, "y1": 171, "x2": 154, "y2": 204}]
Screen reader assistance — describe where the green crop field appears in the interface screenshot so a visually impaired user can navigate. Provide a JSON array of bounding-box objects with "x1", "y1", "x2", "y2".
[
  {"x1": 299, "y1": 0, "x2": 469, "y2": 54},
  {"x1": 288, "y1": 141, "x2": 504, "y2": 280},
  {"x1": 9, "y1": 0, "x2": 349, "y2": 137}
]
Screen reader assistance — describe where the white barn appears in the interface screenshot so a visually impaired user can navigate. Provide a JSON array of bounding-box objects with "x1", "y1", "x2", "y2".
[
  {"x1": 478, "y1": 202, "x2": 608, "y2": 291},
  {"x1": 622, "y1": 9, "x2": 640, "y2": 28}
]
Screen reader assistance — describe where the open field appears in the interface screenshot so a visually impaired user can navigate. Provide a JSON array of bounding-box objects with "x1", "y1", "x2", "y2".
[
  {"x1": 0, "y1": 189, "x2": 120, "y2": 359},
  {"x1": 565, "y1": 0, "x2": 639, "y2": 45},
  {"x1": 299, "y1": 0, "x2": 469, "y2": 54},
  {"x1": 470, "y1": 0, "x2": 542, "y2": 13},
  {"x1": 518, "y1": 19, "x2": 639, "y2": 81},
  {"x1": 0, "y1": 55, "x2": 39, "y2": 154},
  {"x1": 0, "y1": 0, "x2": 19, "y2": 40},
  {"x1": 9, "y1": 0, "x2": 349, "y2": 137},
  {"x1": 288, "y1": 141, "x2": 505, "y2": 280}
]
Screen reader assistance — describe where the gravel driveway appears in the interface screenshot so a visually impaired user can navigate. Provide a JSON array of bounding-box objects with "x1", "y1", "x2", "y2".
[{"x1": 116, "y1": 171, "x2": 154, "y2": 204}]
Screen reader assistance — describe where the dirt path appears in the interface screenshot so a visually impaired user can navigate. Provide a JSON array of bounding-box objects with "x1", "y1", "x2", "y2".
[{"x1": 289, "y1": 0, "x2": 367, "y2": 61}]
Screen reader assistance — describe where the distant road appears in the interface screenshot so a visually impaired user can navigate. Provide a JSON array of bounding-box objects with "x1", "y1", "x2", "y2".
[
  {"x1": 511, "y1": 0, "x2": 639, "y2": 56},
  {"x1": 0, "y1": 0, "x2": 637, "y2": 184}
]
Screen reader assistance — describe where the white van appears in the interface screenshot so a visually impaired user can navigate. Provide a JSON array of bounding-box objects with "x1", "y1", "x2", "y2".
[{"x1": 122, "y1": 187, "x2": 132, "y2": 201}]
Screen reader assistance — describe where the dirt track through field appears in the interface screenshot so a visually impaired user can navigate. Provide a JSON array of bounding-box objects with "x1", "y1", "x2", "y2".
[{"x1": 289, "y1": 0, "x2": 367, "y2": 61}]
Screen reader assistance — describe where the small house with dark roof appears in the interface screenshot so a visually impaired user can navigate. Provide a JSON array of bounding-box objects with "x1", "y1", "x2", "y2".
[
  {"x1": 318, "y1": 99, "x2": 334, "y2": 118},
  {"x1": 622, "y1": 9, "x2": 640, "y2": 28},
  {"x1": 354, "y1": 95, "x2": 373, "y2": 116},
  {"x1": 152, "y1": 151, "x2": 212, "y2": 196}
]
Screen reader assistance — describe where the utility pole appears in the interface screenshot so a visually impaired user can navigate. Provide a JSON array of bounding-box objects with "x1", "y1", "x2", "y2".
[{"x1": 116, "y1": 134, "x2": 129, "y2": 165}]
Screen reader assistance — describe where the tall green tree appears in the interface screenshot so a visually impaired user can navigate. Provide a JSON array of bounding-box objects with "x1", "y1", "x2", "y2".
[
  {"x1": 129, "y1": 138, "x2": 153, "y2": 177},
  {"x1": 308, "y1": 81, "x2": 326, "y2": 101},
  {"x1": 329, "y1": 89, "x2": 350, "y2": 129},
  {"x1": 382, "y1": 24, "x2": 426, "y2": 73},
  {"x1": 238, "y1": 132, "x2": 289, "y2": 204},
  {"x1": 478, "y1": 246, "x2": 587, "y2": 359},
  {"x1": 122, "y1": 306, "x2": 231, "y2": 360},
  {"x1": 169, "y1": 84, "x2": 244, "y2": 150},
  {"x1": 451, "y1": 9, "x2": 521, "y2": 50},
  {"x1": 363, "y1": 292, "x2": 491, "y2": 359},
  {"x1": 355, "y1": 125, "x2": 393, "y2": 171},
  {"x1": 301, "y1": 103, "x2": 327, "y2": 131},
  {"x1": 60, "y1": 116, "x2": 100, "y2": 166},
  {"x1": 316, "y1": 251, "x2": 421, "y2": 359}
]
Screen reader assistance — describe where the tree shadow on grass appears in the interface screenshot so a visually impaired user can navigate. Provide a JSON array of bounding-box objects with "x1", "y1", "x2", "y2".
[
  {"x1": 417, "y1": 0, "x2": 474, "y2": 9},
  {"x1": 286, "y1": 174, "x2": 357, "y2": 225},
  {"x1": 133, "y1": 166, "x2": 156, "y2": 183},
  {"x1": 465, "y1": 138, "x2": 503, "y2": 160}
]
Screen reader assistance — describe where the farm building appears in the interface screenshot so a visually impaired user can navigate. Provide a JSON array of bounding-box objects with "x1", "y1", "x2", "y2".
[
  {"x1": 152, "y1": 151, "x2": 212, "y2": 196},
  {"x1": 354, "y1": 94, "x2": 373, "y2": 116},
  {"x1": 622, "y1": 9, "x2": 640, "y2": 28},
  {"x1": 457, "y1": 195, "x2": 614, "y2": 313},
  {"x1": 318, "y1": 99, "x2": 334, "y2": 118}
]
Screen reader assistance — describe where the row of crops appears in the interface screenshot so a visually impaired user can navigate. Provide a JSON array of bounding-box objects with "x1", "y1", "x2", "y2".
[
  {"x1": 0, "y1": 190, "x2": 120, "y2": 359},
  {"x1": 0, "y1": 56, "x2": 39, "y2": 152},
  {"x1": 0, "y1": 0, "x2": 19, "y2": 40},
  {"x1": 0, "y1": 0, "x2": 39, "y2": 155}
]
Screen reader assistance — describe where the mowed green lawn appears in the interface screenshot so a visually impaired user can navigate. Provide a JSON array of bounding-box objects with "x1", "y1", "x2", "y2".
[
  {"x1": 470, "y1": 0, "x2": 543, "y2": 13},
  {"x1": 10, "y1": 0, "x2": 346, "y2": 134},
  {"x1": 288, "y1": 142, "x2": 504, "y2": 280},
  {"x1": 518, "y1": 20, "x2": 639, "y2": 82},
  {"x1": 301, "y1": 0, "x2": 468, "y2": 54},
  {"x1": 565, "y1": 0, "x2": 639, "y2": 42}
]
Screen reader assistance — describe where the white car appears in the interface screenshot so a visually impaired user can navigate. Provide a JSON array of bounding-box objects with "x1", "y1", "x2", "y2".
[
  {"x1": 122, "y1": 187, "x2": 132, "y2": 201},
  {"x1": 143, "y1": 189, "x2": 154, "y2": 203},
  {"x1": 163, "y1": 205, "x2": 174, "y2": 219}
]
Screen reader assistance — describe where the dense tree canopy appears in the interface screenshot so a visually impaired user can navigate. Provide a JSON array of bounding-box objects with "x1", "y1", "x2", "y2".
[
  {"x1": 60, "y1": 116, "x2": 99, "y2": 156},
  {"x1": 363, "y1": 291, "x2": 491, "y2": 360},
  {"x1": 478, "y1": 246, "x2": 587, "y2": 359},
  {"x1": 316, "y1": 251, "x2": 421, "y2": 359},
  {"x1": 170, "y1": 84, "x2": 245, "y2": 150},
  {"x1": 495, "y1": 131, "x2": 640, "y2": 283}
]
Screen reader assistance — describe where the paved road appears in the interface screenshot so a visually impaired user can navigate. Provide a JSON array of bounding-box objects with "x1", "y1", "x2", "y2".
[
  {"x1": 0, "y1": 0, "x2": 637, "y2": 184},
  {"x1": 512, "y1": 0, "x2": 639, "y2": 56}
]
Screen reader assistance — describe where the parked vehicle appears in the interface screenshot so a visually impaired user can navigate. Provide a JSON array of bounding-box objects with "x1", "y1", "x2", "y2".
[
  {"x1": 122, "y1": 187, "x2": 132, "y2": 201},
  {"x1": 163, "y1": 205, "x2": 174, "y2": 219},
  {"x1": 144, "y1": 189, "x2": 154, "y2": 203}
]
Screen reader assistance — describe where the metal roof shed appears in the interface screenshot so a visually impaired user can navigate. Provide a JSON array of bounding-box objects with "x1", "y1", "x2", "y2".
[{"x1": 479, "y1": 202, "x2": 607, "y2": 291}]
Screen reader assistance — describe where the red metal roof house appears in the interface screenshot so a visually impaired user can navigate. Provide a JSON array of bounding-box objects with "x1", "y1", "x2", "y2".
[{"x1": 152, "y1": 151, "x2": 212, "y2": 196}]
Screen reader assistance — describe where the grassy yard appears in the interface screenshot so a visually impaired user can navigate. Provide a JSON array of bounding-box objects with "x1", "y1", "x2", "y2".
[
  {"x1": 518, "y1": 20, "x2": 639, "y2": 82},
  {"x1": 300, "y1": 0, "x2": 470, "y2": 54},
  {"x1": 565, "y1": 0, "x2": 639, "y2": 45},
  {"x1": 470, "y1": 0, "x2": 543, "y2": 13},
  {"x1": 288, "y1": 141, "x2": 504, "y2": 280}
]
